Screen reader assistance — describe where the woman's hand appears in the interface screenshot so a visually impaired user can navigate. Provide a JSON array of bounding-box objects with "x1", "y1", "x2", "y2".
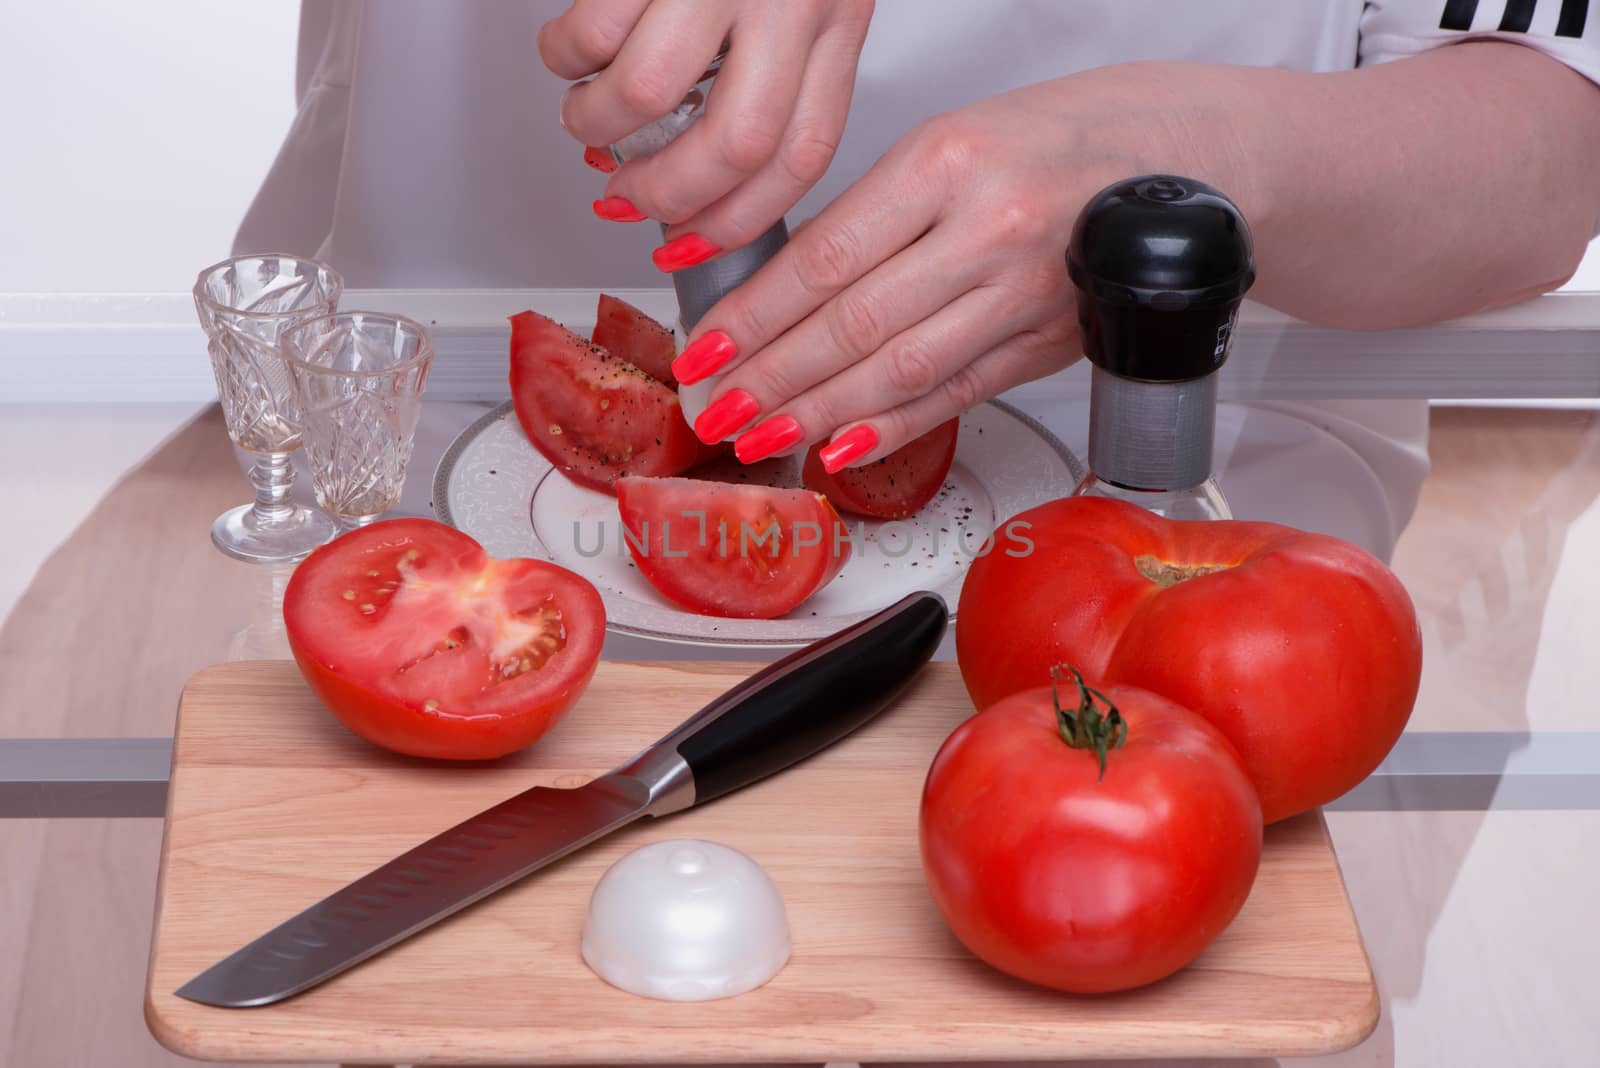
[
  {"x1": 539, "y1": 0, "x2": 875, "y2": 264},
  {"x1": 675, "y1": 65, "x2": 1247, "y2": 467}
]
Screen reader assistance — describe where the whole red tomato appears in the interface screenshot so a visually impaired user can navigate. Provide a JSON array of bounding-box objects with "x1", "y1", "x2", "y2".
[
  {"x1": 284, "y1": 519, "x2": 605, "y2": 760},
  {"x1": 921, "y1": 669, "x2": 1263, "y2": 994},
  {"x1": 956, "y1": 496, "x2": 1421, "y2": 823}
]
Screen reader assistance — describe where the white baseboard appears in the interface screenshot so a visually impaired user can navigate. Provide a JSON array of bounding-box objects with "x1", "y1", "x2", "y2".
[{"x1": 2, "y1": 289, "x2": 1597, "y2": 404}]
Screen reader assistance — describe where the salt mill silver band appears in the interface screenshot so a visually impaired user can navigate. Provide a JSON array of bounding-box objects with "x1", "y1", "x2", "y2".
[{"x1": 1086, "y1": 368, "x2": 1218, "y2": 492}]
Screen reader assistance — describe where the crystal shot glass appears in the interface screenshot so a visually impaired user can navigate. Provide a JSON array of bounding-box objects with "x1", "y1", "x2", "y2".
[
  {"x1": 282, "y1": 311, "x2": 435, "y2": 531},
  {"x1": 193, "y1": 254, "x2": 344, "y2": 562}
]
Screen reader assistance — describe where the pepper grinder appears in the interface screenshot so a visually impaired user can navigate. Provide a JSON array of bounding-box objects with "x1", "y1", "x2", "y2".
[
  {"x1": 609, "y1": 48, "x2": 788, "y2": 334},
  {"x1": 1066, "y1": 175, "x2": 1255, "y2": 520}
]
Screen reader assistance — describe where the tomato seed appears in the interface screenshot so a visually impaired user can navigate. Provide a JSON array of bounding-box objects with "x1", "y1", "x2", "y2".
[
  {"x1": 366, "y1": 569, "x2": 380, "y2": 577},
  {"x1": 548, "y1": 423, "x2": 563, "y2": 435},
  {"x1": 424, "y1": 699, "x2": 439, "y2": 712},
  {"x1": 342, "y1": 590, "x2": 355, "y2": 600},
  {"x1": 360, "y1": 604, "x2": 376, "y2": 614}
]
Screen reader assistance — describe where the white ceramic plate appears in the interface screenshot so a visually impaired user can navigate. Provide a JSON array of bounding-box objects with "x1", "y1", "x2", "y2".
[{"x1": 433, "y1": 401, "x2": 1082, "y2": 648}]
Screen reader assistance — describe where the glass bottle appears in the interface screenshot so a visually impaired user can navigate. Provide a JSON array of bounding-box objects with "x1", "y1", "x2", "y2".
[{"x1": 1064, "y1": 175, "x2": 1257, "y2": 520}]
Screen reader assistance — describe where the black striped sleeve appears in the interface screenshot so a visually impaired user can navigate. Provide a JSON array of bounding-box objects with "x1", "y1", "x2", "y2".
[
  {"x1": 1555, "y1": 1, "x2": 1590, "y2": 37},
  {"x1": 1440, "y1": 0, "x2": 1480, "y2": 30},
  {"x1": 1439, "y1": 0, "x2": 1589, "y2": 36}
]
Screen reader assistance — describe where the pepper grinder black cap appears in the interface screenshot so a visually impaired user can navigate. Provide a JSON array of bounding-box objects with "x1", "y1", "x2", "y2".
[
  {"x1": 1067, "y1": 175, "x2": 1255, "y2": 383},
  {"x1": 1067, "y1": 176, "x2": 1255, "y2": 513}
]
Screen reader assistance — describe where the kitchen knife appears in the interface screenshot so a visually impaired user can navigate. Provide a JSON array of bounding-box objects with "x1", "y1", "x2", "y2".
[{"x1": 175, "y1": 590, "x2": 948, "y2": 1008}]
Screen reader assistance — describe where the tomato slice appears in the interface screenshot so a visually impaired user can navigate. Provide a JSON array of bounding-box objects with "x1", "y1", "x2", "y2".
[
  {"x1": 592, "y1": 293, "x2": 678, "y2": 387},
  {"x1": 283, "y1": 518, "x2": 606, "y2": 760},
  {"x1": 583, "y1": 145, "x2": 618, "y2": 174},
  {"x1": 802, "y1": 418, "x2": 959, "y2": 519},
  {"x1": 510, "y1": 310, "x2": 709, "y2": 492},
  {"x1": 615, "y1": 476, "x2": 852, "y2": 618}
]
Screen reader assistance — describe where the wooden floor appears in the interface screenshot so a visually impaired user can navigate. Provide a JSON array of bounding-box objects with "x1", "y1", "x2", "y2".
[{"x1": 2, "y1": 403, "x2": 1598, "y2": 1067}]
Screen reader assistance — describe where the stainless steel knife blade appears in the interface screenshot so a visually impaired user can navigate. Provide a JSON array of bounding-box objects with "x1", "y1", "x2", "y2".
[{"x1": 175, "y1": 774, "x2": 650, "y2": 1008}]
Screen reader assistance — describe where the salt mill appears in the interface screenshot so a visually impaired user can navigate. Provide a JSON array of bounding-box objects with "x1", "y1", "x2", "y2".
[{"x1": 1066, "y1": 175, "x2": 1255, "y2": 520}]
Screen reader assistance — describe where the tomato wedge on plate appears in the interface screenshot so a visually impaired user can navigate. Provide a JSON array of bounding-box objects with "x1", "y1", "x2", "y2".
[
  {"x1": 802, "y1": 418, "x2": 959, "y2": 519},
  {"x1": 615, "y1": 476, "x2": 852, "y2": 619},
  {"x1": 592, "y1": 293, "x2": 678, "y2": 387},
  {"x1": 510, "y1": 310, "x2": 711, "y2": 492},
  {"x1": 583, "y1": 145, "x2": 618, "y2": 174},
  {"x1": 284, "y1": 519, "x2": 606, "y2": 760}
]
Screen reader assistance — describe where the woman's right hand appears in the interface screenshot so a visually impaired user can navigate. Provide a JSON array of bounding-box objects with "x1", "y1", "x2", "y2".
[{"x1": 538, "y1": 0, "x2": 875, "y2": 266}]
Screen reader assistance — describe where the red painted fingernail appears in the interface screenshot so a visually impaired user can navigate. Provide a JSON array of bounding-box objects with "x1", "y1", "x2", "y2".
[
  {"x1": 672, "y1": 331, "x2": 738, "y2": 385},
  {"x1": 694, "y1": 389, "x2": 760, "y2": 443},
  {"x1": 593, "y1": 196, "x2": 647, "y2": 222},
  {"x1": 735, "y1": 416, "x2": 805, "y2": 465},
  {"x1": 583, "y1": 146, "x2": 618, "y2": 173},
  {"x1": 652, "y1": 233, "x2": 721, "y2": 273},
  {"x1": 819, "y1": 425, "x2": 879, "y2": 473}
]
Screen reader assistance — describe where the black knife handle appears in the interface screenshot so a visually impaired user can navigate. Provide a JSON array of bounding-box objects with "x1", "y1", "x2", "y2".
[{"x1": 668, "y1": 591, "x2": 948, "y2": 807}]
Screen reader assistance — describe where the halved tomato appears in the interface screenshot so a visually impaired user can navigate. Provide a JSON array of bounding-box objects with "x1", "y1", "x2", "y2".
[
  {"x1": 802, "y1": 418, "x2": 959, "y2": 519},
  {"x1": 592, "y1": 293, "x2": 678, "y2": 387},
  {"x1": 510, "y1": 310, "x2": 711, "y2": 492},
  {"x1": 283, "y1": 518, "x2": 606, "y2": 760},
  {"x1": 615, "y1": 476, "x2": 852, "y2": 619}
]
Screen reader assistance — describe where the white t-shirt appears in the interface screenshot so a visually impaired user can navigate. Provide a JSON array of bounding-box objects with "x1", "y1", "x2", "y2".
[{"x1": 235, "y1": 0, "x2": 1600, "y2": 560}]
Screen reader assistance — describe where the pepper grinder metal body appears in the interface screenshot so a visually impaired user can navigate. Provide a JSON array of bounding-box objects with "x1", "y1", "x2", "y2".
[{"x1": 1066, "y1": 175, "x2": 1256, "y2": 520}]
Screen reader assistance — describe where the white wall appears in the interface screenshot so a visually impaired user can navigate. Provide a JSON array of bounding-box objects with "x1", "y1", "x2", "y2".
[
  {"x1": 0, "y1": 1, "x2": 299, "y2": 293},
  {"x1": 1564, "y1": 239, "x2": 1600, "y2": 292}
]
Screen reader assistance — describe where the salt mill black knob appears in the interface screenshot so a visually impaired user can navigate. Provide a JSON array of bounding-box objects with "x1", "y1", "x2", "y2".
[{"x1": 1066, "y1": 175, "x2": 1256, "y2": 519}]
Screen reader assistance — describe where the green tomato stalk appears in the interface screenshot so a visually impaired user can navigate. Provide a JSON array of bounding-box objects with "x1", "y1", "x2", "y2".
[{"x1": 1051, "y1": 665, "x2": 1127, "y2": 782}]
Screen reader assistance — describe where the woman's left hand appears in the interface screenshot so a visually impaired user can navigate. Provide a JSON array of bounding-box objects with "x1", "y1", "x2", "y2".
[{"x1": 674, "y1": 65, "x2": 1249, "y2": 468}]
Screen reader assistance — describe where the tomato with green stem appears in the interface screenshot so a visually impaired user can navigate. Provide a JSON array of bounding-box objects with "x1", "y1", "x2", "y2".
[{"x1": 921, "y1": 666, "x2": 1262, "y2": 994}]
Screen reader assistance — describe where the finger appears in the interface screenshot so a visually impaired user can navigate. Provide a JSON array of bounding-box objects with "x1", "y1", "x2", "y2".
[
  {"x1": 696, "y1": 227, "x2": 989, "y2": 415},
  {"x1": 827, "y1": 326, "x2": 1076, "y2": 467},
  {"x1": 559, "y1": 0, "x2": 731, "y2": 149},
  {"x1": 612, "y1": 6, "x2": 860, "y2": 234},
  {"x1": 537, "y1": 0, "x2": 653, "y2": 81},
  {"x1": 727, "y1": 282, "x2": 1043, "y2": 462},
  {"x1": 645, "y1": 18, "x2": 861, "y2": 245},
  {"x1": 600, "y1": 4, "x2": 817, "y2": 225},
  {"x1": 687, "y1": 134, "x2": 946, "y2": 360}
]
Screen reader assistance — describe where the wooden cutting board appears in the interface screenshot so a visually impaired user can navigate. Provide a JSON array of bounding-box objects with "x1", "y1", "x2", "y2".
[{"x1": 146, "y1": 660, "x2": 1377, "y2": 1065}]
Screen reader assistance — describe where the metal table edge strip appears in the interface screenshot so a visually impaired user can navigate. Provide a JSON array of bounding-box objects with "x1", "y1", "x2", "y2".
[{"x1": 5, "y1": 732, "x2": 1600, "y2": 817}]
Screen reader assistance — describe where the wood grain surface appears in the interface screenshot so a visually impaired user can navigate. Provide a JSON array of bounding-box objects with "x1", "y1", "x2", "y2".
[{"x1": 146, "y1": 660, "x2": 1377, "y2": 1065}]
